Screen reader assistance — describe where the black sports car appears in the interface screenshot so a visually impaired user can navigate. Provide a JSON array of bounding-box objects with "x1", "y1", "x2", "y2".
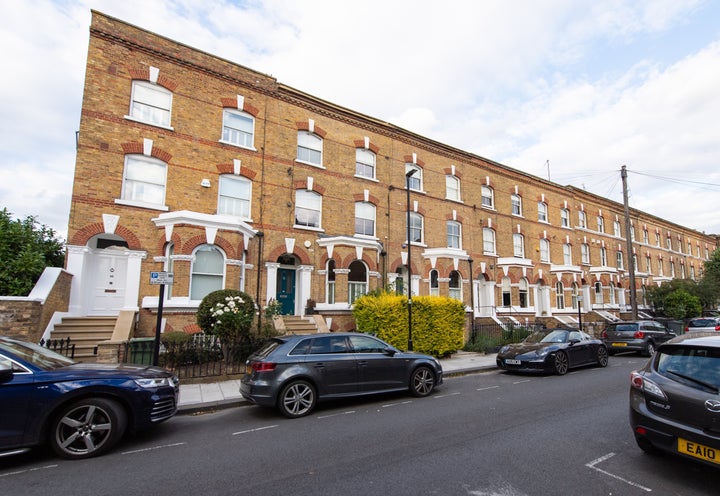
[{"x1": 496, "y1": 329, "x2": 609, "y2": 375}]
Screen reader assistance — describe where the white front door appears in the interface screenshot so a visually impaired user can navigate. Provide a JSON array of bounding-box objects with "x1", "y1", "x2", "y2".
[{"x1": 89, "y1": 249, "x2": 128, "y2": 315}]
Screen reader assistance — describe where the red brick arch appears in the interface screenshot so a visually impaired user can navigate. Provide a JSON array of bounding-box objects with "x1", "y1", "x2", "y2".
[
  {"x1": 69, "y1": 223, "x2": 142, "y2": 250},
  {"x1": 266, "y1": 245, "x2": 312, "y2": 265},
  {"x1": 128, "y1": 67, "x2": 178, "y2": 92}
]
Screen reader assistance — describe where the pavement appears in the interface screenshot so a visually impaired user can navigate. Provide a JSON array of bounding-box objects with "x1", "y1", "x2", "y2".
[{"x1": 177, "y1": 351, "x2": 498, "y2": 414}]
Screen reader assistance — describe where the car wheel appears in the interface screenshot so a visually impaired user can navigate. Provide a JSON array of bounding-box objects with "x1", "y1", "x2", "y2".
[
  {"x1": 49, "y1": 398, "x2": 127, "y2": 460},
  {"x1": 596, "y1": 346, "x2": 609, "y2": 367},
  {"x1": 278, "y1": 380, "x2": 316, "y2": 418},
  {"x1": 643, "y1": 341, "x2": 655, "y2": 357},
  {"x1": 409, "y1": 366, "x2": 435, "y2": 397},
  {"x1": 553, "y1": 351, "x2": 569, "y2": 375}
]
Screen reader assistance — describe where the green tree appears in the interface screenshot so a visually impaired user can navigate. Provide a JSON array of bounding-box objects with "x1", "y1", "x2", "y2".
[
  {"x1": 663, "y1": 289, "x2": 702, "y2": 319},
  {"x1": 698, "y1": 247, "x2": 720, "y2": 311},
  {"x1": 0, "y1": 208, "x2": 65, "y2": 296}
]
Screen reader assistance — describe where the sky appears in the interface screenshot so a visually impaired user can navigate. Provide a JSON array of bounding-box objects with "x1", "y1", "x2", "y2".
[{"x1": 2, "y1": 0, "x2": 720, "y2": 241}]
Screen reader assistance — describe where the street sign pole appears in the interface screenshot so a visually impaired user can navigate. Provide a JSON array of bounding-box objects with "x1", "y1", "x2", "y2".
[{"x1": 153, "y1": 284, "x2": 165, "y2": 366}]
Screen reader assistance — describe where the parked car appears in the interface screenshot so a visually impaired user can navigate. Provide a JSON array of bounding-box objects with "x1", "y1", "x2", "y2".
[
  {"x1": 629, "y1": 333, "x2": 720, "y2": 468},
  {"x1": 0, "y1": 336, "x2": 179, "y2": 460},
  {"x1": 602, "y1": 320, "x2": 676, "y2": 356},
  {"x1": 240, "y1": 332, "x2": 443, "y2": 418},
  {"x1": 496, "y1": 329, "x2": 609, "y2": 375},
  {"x1": 685, "y1": 317, "x2": 720, "y2": 333}
]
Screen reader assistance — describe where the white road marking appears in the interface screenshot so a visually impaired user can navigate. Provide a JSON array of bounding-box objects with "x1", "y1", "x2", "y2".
[
  {"x1": 434, "y1": 392, "x2": 462, "y2": 398},
  {"x1": 512, "y1": 379, "x2": 531, "y2": 384},
  {"x1": 382, "y1": 401, "x2": 413, "y2": 408},
  {"x1": 232, "y1": 425, "x2": 278, "y2": 436},
  {"x1": 586, "y1": 452, "x2": 652, "y2": 492},
  {"x1": 476, "y1": 385, "x2": 500, "y2": 391},
  {"x1": 121, "y1": 442, "x2": 187, "y2": 455},
  {"x1": 0, "y1": 465, "x2": 57, "y2": 478},
  {"x1": 317, "y1": 411, "x2": 356, "y2": 419}
]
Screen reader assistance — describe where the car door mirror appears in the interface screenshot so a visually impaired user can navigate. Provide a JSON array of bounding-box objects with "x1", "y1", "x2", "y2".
[
  {"x1": 383, "y1": 347, "x2": 397, "y2": 356},
  {"x1": 0, "y1": 358, "x2": 14, "y2": 384}
]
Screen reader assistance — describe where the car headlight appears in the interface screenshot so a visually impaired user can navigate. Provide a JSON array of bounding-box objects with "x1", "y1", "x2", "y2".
[
  {"x1": 535, "y1": 348, "x2": 551, "y2": 357},
  {"x1": 134, "y1": 377, "x2": 175, "y2": 389},
  {"x1": 499, "y1": 345, "x2": 510, "y2": 354}
]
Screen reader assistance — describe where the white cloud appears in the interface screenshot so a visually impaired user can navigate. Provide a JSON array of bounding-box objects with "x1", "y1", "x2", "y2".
[{"x1": 1, "y1": 0, "x2": 718, "y2": 239}]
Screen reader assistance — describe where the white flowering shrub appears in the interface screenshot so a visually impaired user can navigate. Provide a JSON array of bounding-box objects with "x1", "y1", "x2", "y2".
[{"x1": 197, "y1": 289, "x2": 255, "y2": 343}]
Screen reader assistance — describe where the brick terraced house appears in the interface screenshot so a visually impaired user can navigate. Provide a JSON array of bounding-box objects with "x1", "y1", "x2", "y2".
[{"x1": 57, "y1": 10, "x2": 717, "y2": 343}]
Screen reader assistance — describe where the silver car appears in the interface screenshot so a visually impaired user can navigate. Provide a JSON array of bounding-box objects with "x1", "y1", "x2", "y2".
[
  {"x1": 685, "y1": 317, "x2": 720, "y2": 333},
  {"x1": 240, "y1": 333, "x2": 443, "y2": 418}
]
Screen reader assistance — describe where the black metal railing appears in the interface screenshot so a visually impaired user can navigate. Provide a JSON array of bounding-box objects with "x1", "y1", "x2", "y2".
[
  {"x1": 120, "y1": 334, "x2": 257, "y2": 379},
  {"x1": 39, "y1": 337, "x2": 76, "y2": 358},
  {"x1": 466, "y1": 322, "x2": 545, "y2": 354}
]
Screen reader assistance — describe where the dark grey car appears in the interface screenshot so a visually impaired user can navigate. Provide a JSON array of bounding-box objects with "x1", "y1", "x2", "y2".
[
  {"x1": 629, "y1": 333, "x2": 720, "y2": 468},
  {"x1": 240, "y1": 333, "x2": 443, "y2": 418},
  {"x1": 602, "y1": 320, "x2": 676, "y2": 356}
]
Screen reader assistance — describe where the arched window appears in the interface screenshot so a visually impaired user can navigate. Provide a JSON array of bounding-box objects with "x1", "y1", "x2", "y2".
[
  {"x1": 356, "y1": 148, "x2": 376, "y2": 179},
  {"x1": 483, "y1": 228, "x2": 496, "y2": 255},
  {"x1": 447, "y1": 221, "x2": 461, "y2": 249},
  {"x1": 563, "y1": 244, "x2": 572, "y2": 265},
  {"x1": 571, "y1": 282, "x2": 579, "y2": 310},
  {"x1": 355, "y1": 202, "x2": 376, "y2": 237},
  {"x1": 449, "y1": 270, "x2": 462, "y2": 301},
  {"x1": 538, "y1": 202, "x2": 548, "y2": 222},
  {"x1": 297, "y1": 131, "x2": 323, "y2": 166},
  {"x1": 540, "y1": 238, "x2": 550, "y2": 263},
  {"x1": 511, "y1": 194, "x2": 522, "y2": 216},
  {"x1": 408, "y1": 212, "x2": 424, "y2": 244},
  {"x1": 446, "y1": 175, "x2": 461, "y2": 201},
  {"x1": 594, "y1": 281, "x2": 603, "y2": 305},
  {"x1": 481, "y1": 186, "x2": 494, "y2": 208},
  {"x1": 190, "y1": 245, "x2": 225, "y2": 301},
  {"x1": 218, "y1": 174, "x2": 252, "y2": 218},
  {"x1": 609, "y1": 282, "x2": 616, "y2": 305},
  {"x1": 129, "y1": 80, "x2": 172, "y2": 127},
  {"x1": 429, "y1": 269, "x2": 439, "y2": 296},
  {"x1": 556, "y1": 282, "x2": 565, "y2": 309},
  {"x1": 502, "y1": 277, "x2": 512, "y2": 307},
  {"x1": 519, "y1": 278, "x2": 529, "y2": 308},
  {"x1": 513, "y1": 233, "x2": 525, "y2": 258},
  {"x1": 326, "y1": 259, "x2": 336, "y2": 304},
  {"x1": 221, "y1": 109, "x2": 255, "y2": 148},
  {"x1": 348, "y1": 260, "x2": 368, "y2": 304},
  {"x1": 405, "y1": 164, "x2": 422, "y2": 191},
  {"x1": 164, "y1": 242, "x2": 174, "y2": 300}
]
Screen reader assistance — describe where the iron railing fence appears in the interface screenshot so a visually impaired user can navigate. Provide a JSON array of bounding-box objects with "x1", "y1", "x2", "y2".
[
  {"x1": 467, "y1": 321, "x2": 547, "y2": 354},
  {"x1": 39, "y1": 337, "x2": 75, "y2": 358}
]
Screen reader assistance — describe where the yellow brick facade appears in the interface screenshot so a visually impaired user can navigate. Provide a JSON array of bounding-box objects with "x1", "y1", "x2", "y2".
[{"x1": 65, "y1": 11, "x2": 718, "y2": 336}]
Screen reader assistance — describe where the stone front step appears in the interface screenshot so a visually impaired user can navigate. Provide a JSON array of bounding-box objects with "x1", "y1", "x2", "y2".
[{"x1": 49, "y1": 316, "x2": 118, "y2": 362}]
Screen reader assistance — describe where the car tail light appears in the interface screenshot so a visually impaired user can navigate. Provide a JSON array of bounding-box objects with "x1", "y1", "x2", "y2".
[
  {"x1": 715, "y1": 325, "x2": 720, "y2": 331},
  {"x1": 601, "y1": 331, "x2": 608, "y2": 338},
  {"x1": 251, "y1": 362, "x2": 277, "y2": 372},
  {"x1": 684, "y1": 326, "x2": 689, "y2": 333},
  {"x1": 633, "y1": 331, "x2": 645, "y2": 339},
  {"x1": 630, "y1": 371, "x2": 667, "y2": 399}
]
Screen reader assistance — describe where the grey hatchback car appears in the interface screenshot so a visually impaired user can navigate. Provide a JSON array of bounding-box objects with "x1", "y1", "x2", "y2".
[
  {"x1": 602, "y1": 320, "x2": 676, "y2": 356},
  {"x1": 630, "y1": 333, "x2": 720, "y2": 468},
  {"x1": 240, "y1": 333, "x2": 443, "y2": 418}
]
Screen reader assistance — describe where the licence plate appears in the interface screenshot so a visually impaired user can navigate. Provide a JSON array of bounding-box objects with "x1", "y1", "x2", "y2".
[
  {"x1": 505, "y1": 359, "x2": 521, "y2": 365},
  {"x1": 678, "y1": 438, "x2": 720, "y2": 465},
  {"x1": 612, "y1": 342, "x2": 627, "y2": 347}
]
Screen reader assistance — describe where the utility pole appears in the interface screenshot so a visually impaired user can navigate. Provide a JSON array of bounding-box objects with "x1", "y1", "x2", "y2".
[{"x1": 621, "y1": 165, "x2": 638, "y2": 320}]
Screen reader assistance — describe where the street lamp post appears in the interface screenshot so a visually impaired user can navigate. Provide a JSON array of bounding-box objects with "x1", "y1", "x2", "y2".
[
  {"x1": 405, "y1": 169, "x2": 417, "y2": 351},
  {"x1": 468, "y1": 257, "x2": 476, "y2": 341},
  {"x1": 255, "y1": 231, "x2": 264, "y2": 333}
]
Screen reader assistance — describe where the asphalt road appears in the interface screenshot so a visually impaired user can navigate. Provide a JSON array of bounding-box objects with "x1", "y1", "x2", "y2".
[{"x1": 1, "y1": 355, "x2": 716, "y2": 496}]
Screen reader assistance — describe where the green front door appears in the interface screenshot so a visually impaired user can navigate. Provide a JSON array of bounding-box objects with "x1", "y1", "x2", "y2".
[{"x1": 277, "y1": 268, "x2": 296, "y2": 315}]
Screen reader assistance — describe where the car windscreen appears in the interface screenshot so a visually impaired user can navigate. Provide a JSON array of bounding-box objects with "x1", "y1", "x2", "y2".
[
  {"x1": 609, "y1": 324, "x2": 638, "y2": 333},
  {"x1": 0, "y1": 339, "x2": 75, "y2": 370},
  {"x1": 540, "y1": 330, "x2": 569, "y2": 343},
  {"x1": 656, "y1": 346, "x2": 720, "y2": 391},
  {"x1": 688, "y1": 319, "x2": 715, "y2": 327}
]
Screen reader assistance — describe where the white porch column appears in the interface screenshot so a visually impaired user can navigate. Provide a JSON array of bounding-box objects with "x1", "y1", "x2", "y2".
[
  {"x1": 298, "y1": 265, "x2": 314, "y2": 315},
  {"x1": 265, "y1": 262, "x2": 279, "y2": 307},
  {"x1": 124, "y1": 250, "x2": 146, "y2": 311},
  {"x1": 66, "y1": 245, "x2": 89, "y2": 315}
]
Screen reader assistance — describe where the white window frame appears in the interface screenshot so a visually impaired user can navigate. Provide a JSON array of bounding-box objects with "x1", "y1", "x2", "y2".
[
  {"x1": 616, "y1": 250, "x2": 624, "y2": 270},
  {"x1": 538, "y1": 202, "x2": 548, "y2": 222},
  {"x1": 348, "y1": 260, "x2": 368, "y2": 304},
  {"x1": 447, "y1": 221, "x2": 461, "y2": 249},
  {"x1": 429, "y1": 269, "x2": 439, "y2": 296},
  {"x1": 120, "y1": 155, "x2": 167, "y2": 208},
  {"x1": 405, "y1": 164, "x2": 423, "y2": 191},
  {"x1": 295, "y1": 190, "x2": 322, "y2": 229},
  {"x1": 128, "y1": 80, "x2": 172, "y2": 128},
  {"x1": 326, "y1": 259, "x2": 336, "y2": 304},
  {"x1": 561, "y1": 209, "x2": 570, "y2": 227},
  {"x1": 581, "y1": 243, "x2": 590, "y2": 264},
  {"x1": 556, "y1": 282, "x2": 565, "y2": 309},
  {"x1": 578, "y1": 211, "x2": 586, "y2": 229},
  {"x1": 600, "y1": 247, "x2": 608, "y2": 266},
  {"x1": 614, "y1": 221, "x2": 621, "y2": 237},
  {"x1": 513, "y1": 233, "x2": 525, "y2": 258},
  {"x1": 190, "y1": 244, "x2": 225, "y2": 301},
  {"x1": 218, "y1": 175, "x2": 252, "y2": 219},
  {"x1": 446, "y1": 175, "x2": 461, "y2": 202},
  {"x1": 540, "y1": 239, "x2": 550, "y2": 263},
  {"x1": 483, "y1": 228, "x2": 496, "y2": 255},
  {"x1": 511, "y1": 194, "x2": 522, "y2": 216},
  {"x1": 354, "y1": 202, "x2": 376, "y2": 237},
  {"x1": 563, "y1": 244, "x2": 572, "y2": 265},
  {"x1": 297, "y1": 131, "x2": 323, "y2": 166},
  {"x1": 408, "y1": 212, "x2": 424, "y2": 244},
  {"x1": 355, "y1": 148, "x2": 376, "y2": 179},
  {"x1": 449, "y1": 270, "x2": 462, "y2": 301},
  {"x1": 597, "y1": 216, "x2": 605, "y2": 233},
  {"x1": 481, "y1": 186, "x2": 494, "y2": 209},
  {"x1": 221, "y1": 109, "x2": 255, "y2": 149}
]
